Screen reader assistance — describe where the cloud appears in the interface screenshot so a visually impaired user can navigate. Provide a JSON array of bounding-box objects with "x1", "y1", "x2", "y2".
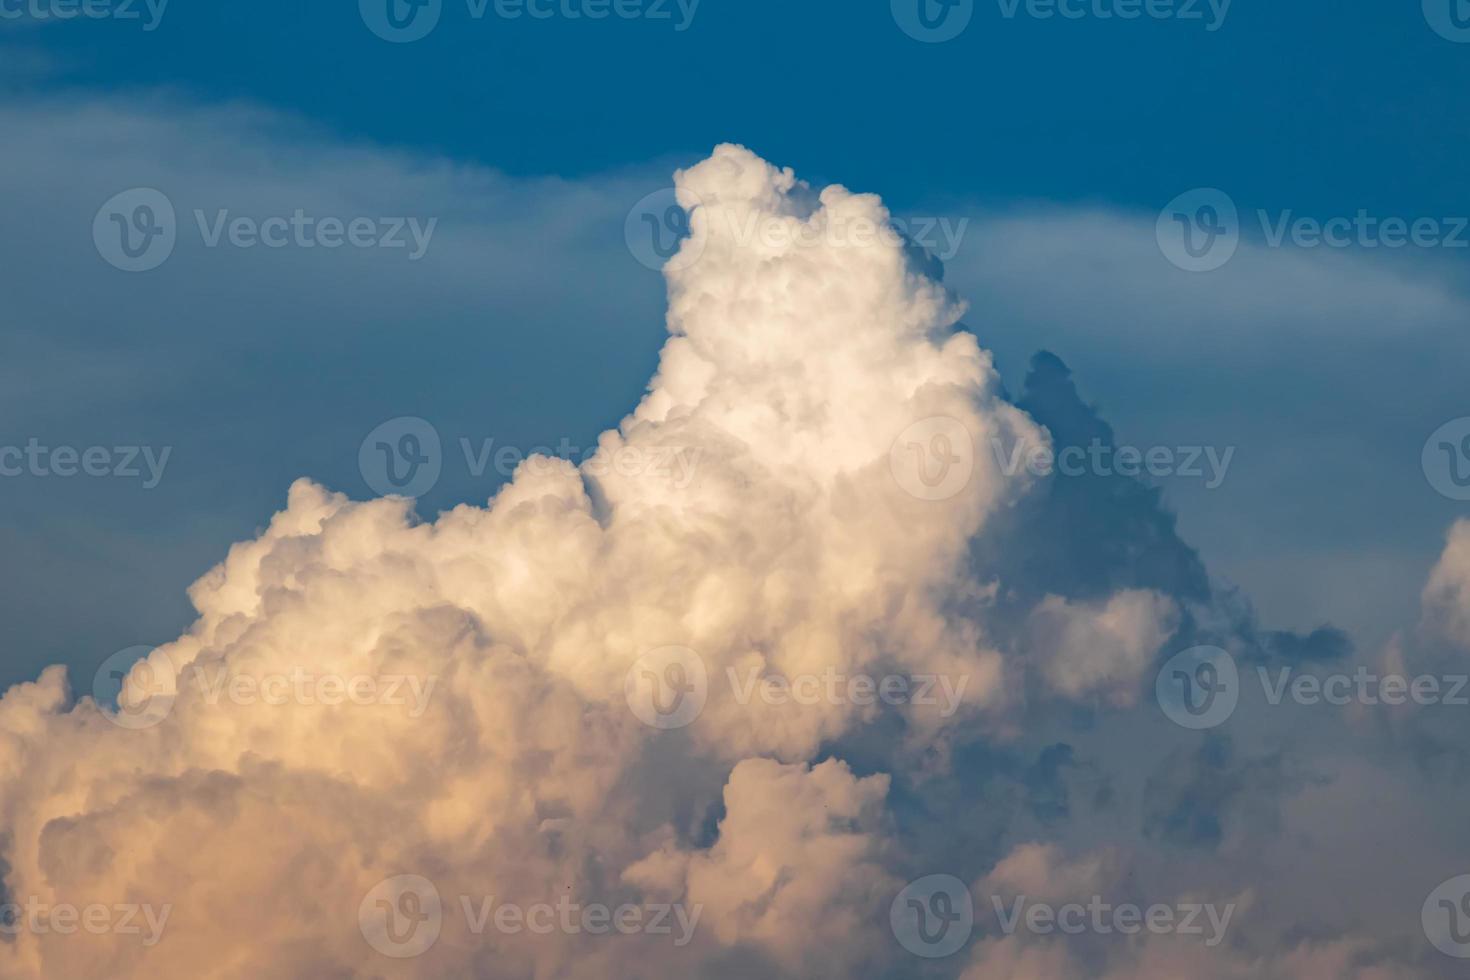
[
  {"x1": 0, "y1": 143, "x2": 1047, "y2": 977},
  {"x1": 3, "y1": 140, "x2": 1469, "y2": 979},
  {"x1": 1025, "y1": 590, "x2": 1179, "y2": 706}
]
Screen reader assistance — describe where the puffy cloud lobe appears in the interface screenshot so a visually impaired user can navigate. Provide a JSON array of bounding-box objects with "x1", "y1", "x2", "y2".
[
  {"x1": 1025, "y1": 590, "x2": 1179, "y2": 706},
  {"x1": 628, "y1": 759, "x2": 896, "y2": 976},
  {"x1": 1421, "y1": 519, "x2": 1470, "y2": 650},
  {"x1": 0, "y1": 145, "x2": 1058, "y2": 978}
]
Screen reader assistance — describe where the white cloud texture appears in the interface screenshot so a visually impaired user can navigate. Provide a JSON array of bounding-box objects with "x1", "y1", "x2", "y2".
[
  {"x1": 0, "y1": 144, "x2": 1048, "y2": 978},
  {"x1": 4, "y1": 141, "x2": 1470, "y2": 979}
]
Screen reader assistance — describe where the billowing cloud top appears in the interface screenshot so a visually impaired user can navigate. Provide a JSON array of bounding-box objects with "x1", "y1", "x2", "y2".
[{"x1": 2, "y1": 145, "x2": 1466, "y2": 979}]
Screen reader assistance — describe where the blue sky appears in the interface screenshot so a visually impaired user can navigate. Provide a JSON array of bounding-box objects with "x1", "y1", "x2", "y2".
[{"x1": 11, "y1": 1, "x2": 1470, "y2": 212}]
